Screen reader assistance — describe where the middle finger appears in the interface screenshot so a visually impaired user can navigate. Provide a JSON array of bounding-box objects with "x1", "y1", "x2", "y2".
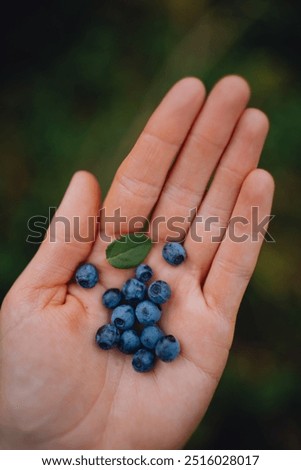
[{"x1": 149, "y1": 75, "x2": 250, "y2": 242}]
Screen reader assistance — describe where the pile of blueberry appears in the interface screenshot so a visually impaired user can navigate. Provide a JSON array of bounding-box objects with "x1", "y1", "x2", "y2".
[{"x1": 75, "y1": 242, "x2": 186, "y2": 373}]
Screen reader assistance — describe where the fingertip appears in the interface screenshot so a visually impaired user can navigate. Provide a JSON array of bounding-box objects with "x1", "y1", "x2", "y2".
[
  {"x1": 174, "y1": 76, "x2": 206, "y2": 95},
  {"x1": 254, "y1": 168, "x2": 275, "y2": 192},
  {"x1": 240, "y1": 108, "x2": 270, "y2": 135},
  {"x1": 243, "y1": 168, "x2": 275, "y2": 201},
  {"x1": 70, "y1": 170, "x2": 101, "y2": 200},
  {"x1": 168, "y1": 76, "x2": 206, "y2": 106},
  {"x1": 72, "y1": 170, "x2": 100, "y2": 189},
  {"x1": 214, "y1": 75, "x2": 251, "y2": 104}
]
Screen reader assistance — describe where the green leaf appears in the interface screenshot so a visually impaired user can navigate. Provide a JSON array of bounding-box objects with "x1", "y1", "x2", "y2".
[{"x1": 106, "y1": 233, "x2": 152, "y2": 269}]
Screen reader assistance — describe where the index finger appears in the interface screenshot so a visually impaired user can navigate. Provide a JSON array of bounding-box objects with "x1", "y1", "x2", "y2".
[{"x1": 101, "y1": 77, "x2": 206, "y2": 235}]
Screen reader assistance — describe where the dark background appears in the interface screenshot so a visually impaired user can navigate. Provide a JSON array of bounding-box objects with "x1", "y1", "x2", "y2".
[{"x1": 0, "y1": 0, "x2": 300, "y2": 449}]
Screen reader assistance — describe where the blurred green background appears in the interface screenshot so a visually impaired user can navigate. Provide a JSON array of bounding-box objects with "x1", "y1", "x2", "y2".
[{"x1": 0, "y1": 0, "x2": 300, "y2": 449}]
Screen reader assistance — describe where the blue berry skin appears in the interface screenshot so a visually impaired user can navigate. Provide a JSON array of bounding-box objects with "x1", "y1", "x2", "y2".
[
  {"x1": 132, "y1": 349, "x2": 155, "y2": 373},
  {"x1": 135, "y1": 300, "x2": 162, "y2": 325},
  {"x1": 148, "y1": 280, "x2": 171, "y2": 304},
  {"x1": 162, "y1": 242, "x2": 187, "y2": 266},
  {"x1": 102, "y1": 288, "x2": 122, "y2": 309},
  {"x1": 96, "y1": 324, "x2": 120, "y2": 350},
  {"x1": 111, "y1": 305, "x2": 135, "y2": 331},
  {"x1": 75, "y1": 263, "x2": 99, "y2": 288},
  {"x1": 122, "y1": 278, "x2": 146, "y2": 302},
  {"x1": 140, "y1": 325, "x2": 164, "y2": 350},
  {"x1": 155, "y1": 335, "x2": 180, "y2": 362},
  {"x1": 118, "y1": 329, "x2": 141, "y2": 354},
  {"x1": 135, "y1": 264, "x2": 153, "y2": 283}
]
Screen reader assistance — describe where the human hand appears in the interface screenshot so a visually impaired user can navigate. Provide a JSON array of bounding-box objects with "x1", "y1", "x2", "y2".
[{"x1": 0, "y1": 76, "x2": 274, "y2": 449}]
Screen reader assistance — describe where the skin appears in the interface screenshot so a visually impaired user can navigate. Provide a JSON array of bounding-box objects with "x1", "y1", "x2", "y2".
[{"x1": 0, "y1": 76, "x2": 274, "y2": 449}]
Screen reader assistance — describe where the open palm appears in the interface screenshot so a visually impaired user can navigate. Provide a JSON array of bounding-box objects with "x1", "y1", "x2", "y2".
[{"x1": 0, "y1": 76, "x2": 274, "y2": 450}]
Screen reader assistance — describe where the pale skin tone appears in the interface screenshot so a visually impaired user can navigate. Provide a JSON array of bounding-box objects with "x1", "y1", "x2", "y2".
[{"x1": 0, "y1": 76, "x2": 274, "y2": 449}]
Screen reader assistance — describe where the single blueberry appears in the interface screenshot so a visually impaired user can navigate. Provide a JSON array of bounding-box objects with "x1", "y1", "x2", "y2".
[
  {"x1": 95, "y1": 324, "x2": 120, "y2": 350},
  {"x1": 140, "y1": 325, "x2": 164, "y2": 350},
  {"x1": 148, "y1": 280, "x2": 171, "y2": 304},
  {"x1": 132, "y1": 348, "x2": 155, "y2": 372},
  {"x1": 122, "y1": 278, "x2": 146, "y2": 302},
  {"x1": 111, "y1": 304, "x2": 135, "y2": 331},
  {"x1": 135, "y1": 300, "x2": 162, "y2": 325},
  {"x1": 135, "y1": 264, "x2": 153, "y2": 283},
  {"x1": 155, "y1": 335, "x2": 180, "y2": 362},
  {"x1": 162, "y1": 242, "x2": 187, "y2": 266},
  {"x1": 102, "y1": 288, "x2": 122, "y2": 309},
  {"x1": 75, "y1": 263, "x2": 99, "y2": 288},
  {"x1": 118, "y1": 329, "x2": 141, "y2": 354}
]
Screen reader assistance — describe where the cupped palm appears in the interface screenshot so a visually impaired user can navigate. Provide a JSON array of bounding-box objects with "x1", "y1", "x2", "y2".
[{"x1": 0, "y1": 76, "x2": 274, "y2": 449}]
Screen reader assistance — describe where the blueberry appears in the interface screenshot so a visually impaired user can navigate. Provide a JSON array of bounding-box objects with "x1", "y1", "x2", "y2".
[
  {"x1": 75, "y1": 263, "x2": 99, "y2": 288},
  {"x1": 118, "y1": 329, "x2": 141, "y2": 354},
  {"x1": 111, "y1": 304, "x2": 135, "y2": 331},
  {"x1": 140, "y1": 325, "x2": 164, "y2": 350},
  {"x1": 148, "y1": 280, "x2": 171, "y2": 304},
  {"x1": 162, "y1": 242, "x2": 187, "y2": 266},
  {"x1": 132, "y1": 349, "x2": 155, "y2": 372},
  {"x1": 122, "y1": 278, "x2": 146, "y2": 302},
  {"x1": 96, "y1": 324, "x2": 120, "y2": 350},
  {"x1": 155, "y1": 335, "x2": 180, "y2": 362},
  {"x1": 135, "y1": 300, "x2": 162, "y2": 325},
  {"x1": 102, "y1": 288, "x2": 122, "y2": 309},
  {"x1": 135, "y1": 264, "x2": 153, "y2": 283}
]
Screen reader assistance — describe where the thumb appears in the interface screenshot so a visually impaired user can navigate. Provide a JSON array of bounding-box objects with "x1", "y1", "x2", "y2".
[{"x1": 23, "y1": 171, "x2": 101, "y2": 288}]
